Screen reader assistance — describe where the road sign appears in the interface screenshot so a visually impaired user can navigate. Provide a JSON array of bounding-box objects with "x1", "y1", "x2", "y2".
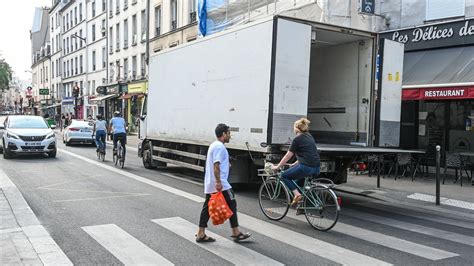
[{"x1": 39, "y1": 88, "x2": 49, "y2": 95}]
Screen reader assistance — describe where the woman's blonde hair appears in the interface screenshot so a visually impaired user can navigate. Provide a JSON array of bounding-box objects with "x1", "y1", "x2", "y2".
[{"x1": 294, "y1": 118, "x2": 311, "y2": 133}]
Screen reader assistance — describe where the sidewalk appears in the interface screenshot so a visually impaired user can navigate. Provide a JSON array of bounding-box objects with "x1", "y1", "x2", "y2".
[
  {"x1": 0, "y1": 169, "x2": 71, "y2": 265},
  {"x1": 338, "y1": 171, "x2": 474, "y2": 219}
]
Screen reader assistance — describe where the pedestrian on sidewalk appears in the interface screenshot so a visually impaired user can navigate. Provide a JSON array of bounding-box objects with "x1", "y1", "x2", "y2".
[{"x1": 195, "y1": 123, "x2": 251, "y2": 243}]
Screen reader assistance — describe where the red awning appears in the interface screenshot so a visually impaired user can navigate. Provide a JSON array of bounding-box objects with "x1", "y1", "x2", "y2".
[{"x1": 402, "y1": 86, "x2": 474, "y2": 100}]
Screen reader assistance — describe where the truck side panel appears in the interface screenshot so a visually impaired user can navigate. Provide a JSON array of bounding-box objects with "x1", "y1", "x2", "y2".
[
  {"x1": 147, "y1": 20, "x2": 274, "y2": 151},
  {"x1": 271, "y1": 18, "x2": 312, "y2": 144}
]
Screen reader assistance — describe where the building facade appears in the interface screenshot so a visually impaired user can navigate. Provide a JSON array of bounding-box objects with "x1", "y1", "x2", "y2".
[
  {"x1": 49, "y1": 0, "x2": 65, "y2": 117},
  {"x1": 379, "y1": 0, "x2": 474, "y2": 155}
]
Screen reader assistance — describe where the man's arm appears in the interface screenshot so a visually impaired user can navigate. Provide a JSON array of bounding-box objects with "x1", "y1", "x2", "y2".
[{"x1": 213, "y1": 162, "x2": 222, "y2": 191}]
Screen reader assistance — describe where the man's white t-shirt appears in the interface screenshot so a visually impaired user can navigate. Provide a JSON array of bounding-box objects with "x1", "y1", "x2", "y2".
[{"x1": 204, "y1": 140, "x2": 232, "y2": 194}]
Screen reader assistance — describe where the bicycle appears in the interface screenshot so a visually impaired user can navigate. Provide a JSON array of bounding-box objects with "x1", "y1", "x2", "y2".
[
  {"x1": 93, "y1": 133, "x2": 106, "y2": 162},
  {"x1": 112, "y1": 134, "x2": 126, "y2": 169},
  {"x1": 258, "y1": 166, "x2": 340, "y2": 231}
]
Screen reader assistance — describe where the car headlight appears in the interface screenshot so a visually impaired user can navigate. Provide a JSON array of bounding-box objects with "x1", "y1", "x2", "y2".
[
  {"x1": 46, "y1": 133, "x2": 55, "y2": 139},
  {"x1": 6, "y1": 132, "x2": 19, "y2": 139}
]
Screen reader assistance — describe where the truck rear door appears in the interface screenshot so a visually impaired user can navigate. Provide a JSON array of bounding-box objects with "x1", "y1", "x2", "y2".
[{"x1": 376, "y1": 39, "x2": 405, "y2": 147}]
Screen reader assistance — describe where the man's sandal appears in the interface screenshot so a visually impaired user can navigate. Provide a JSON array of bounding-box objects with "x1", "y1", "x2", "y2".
[
  {"x1": 290, "y1": 194, "x2": 303, "y2": 207},
  {"x1": 231, "y1": 232, "x2": 251, "y2": 242},
  {"x1": 195, "y1": 234, "x2": 216, "y2": 243}
]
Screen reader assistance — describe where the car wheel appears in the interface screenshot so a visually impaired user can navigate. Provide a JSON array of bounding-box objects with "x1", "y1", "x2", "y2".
[
  {"x1": 49, "y1": 149, "x2": 57, "y2": 158},
  {"x1": 3, "y1": 142, "x2": 12, "y2": 159},
  {"x1": 65, "y1": 140, "x2": 70, "y2": 146}
]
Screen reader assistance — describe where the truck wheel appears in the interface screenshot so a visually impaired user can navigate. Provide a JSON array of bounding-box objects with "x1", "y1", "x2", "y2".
[{"x1": 142, "y1": 142, "x2": 155, "y2": 169}]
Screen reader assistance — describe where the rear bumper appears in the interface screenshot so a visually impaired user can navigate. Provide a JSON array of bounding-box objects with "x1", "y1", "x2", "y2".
[{"x1": 67, "y1": 138, "x2": 95, "y2": 144}]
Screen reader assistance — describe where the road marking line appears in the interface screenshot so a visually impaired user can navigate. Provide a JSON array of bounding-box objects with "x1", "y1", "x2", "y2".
[
  {"x1": 161, "y1": 173, "x2": 204, "y2": 186},
  {"x1": 152, "y1": 217, "x2": 283, "y2": 266},
  {"x1": 354, "y1": 202, "x2": 474, "y2": 230},
  {"x1": 274, "y1": 209, "x2": 458, "y2": 260},
  {"x1": 82, "y1": 224, "x2": 173, "y2": 265},
  {"x1": 237, "y1": 213, "x2": 392, "y2": 265},
  {"x1": 343, "y1": 209, "x2": 474, "y2": 247},
  {"x1": 53, "y1": 193, "x2": 150, "y2": 203},
  {"x1": 407, "y1": 193, "x2": 474, "y2": 211},
  {"x1": 58, "y1": 148, "x2": 204, "y2": 203},
  {"x1": 0, "y1": 169, "x2": 73, "y2": 265}
]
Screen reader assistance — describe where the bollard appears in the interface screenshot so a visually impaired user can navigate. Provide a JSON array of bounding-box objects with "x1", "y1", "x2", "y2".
[{"x1": 435, "y1": 145, "x2": 441, "y2": 205}]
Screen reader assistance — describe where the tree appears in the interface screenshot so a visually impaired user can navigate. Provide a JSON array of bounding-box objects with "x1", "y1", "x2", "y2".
[{"x1": 0, "y1": 58, "x2": 13, "y2": 92}]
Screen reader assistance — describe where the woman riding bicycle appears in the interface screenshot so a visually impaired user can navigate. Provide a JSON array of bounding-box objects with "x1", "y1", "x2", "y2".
[
  {"x1": 93, "y1": 114, "x2": 107, "y2": 154},
  {"x1": 271, "y1": 118, "x2": 320, "y2": 207}
]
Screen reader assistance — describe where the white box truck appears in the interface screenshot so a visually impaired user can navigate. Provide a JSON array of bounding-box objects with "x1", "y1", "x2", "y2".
[{"x1": 137, "y1": 16, "x2": 405, "y2": 184}]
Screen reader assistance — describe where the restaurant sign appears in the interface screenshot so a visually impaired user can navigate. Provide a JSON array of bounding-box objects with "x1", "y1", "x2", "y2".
[
  {"x1": 380, "y1": 19, "x2": 474, "y2": 51},
  {"x1": 402, "y1": 86, "x2": 474, "y2": 100}
]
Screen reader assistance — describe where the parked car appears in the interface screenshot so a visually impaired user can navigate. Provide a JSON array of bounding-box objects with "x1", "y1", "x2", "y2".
[
  {"x1": 63, "y1": 120, "x2": 94, "y2": 146},
  {"x1": 0, "y1": 115, "x2": 57, "y2": 159}
]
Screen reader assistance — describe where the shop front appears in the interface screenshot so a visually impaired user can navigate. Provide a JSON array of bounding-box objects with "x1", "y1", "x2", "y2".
[
  {"x1": 61, "y1": 97, "x2": 75, "y2": 118},
  {"x1": 121, "y1": 81, "x2": 147, "y2": 134},
  {"x1": 381, "y1": 18, "x2": 474, "y2": 156}
]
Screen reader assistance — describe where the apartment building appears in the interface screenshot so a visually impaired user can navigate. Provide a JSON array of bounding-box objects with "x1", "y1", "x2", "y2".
[
  {"x1": 378, "y1": 0, "x2": 474, "y2": 154},
  {"x1": 49, "y1": 0, "x2": 66, "y2": 116},
  {"x1": 84, "y1": 0, "x2": 108, "y2": 118},
  {"x1": 60, "y1": 0, "x2": 87, "y2": 119},
  {"x1": 30, "y1": 7, "x2": 52, "y2": 116}
]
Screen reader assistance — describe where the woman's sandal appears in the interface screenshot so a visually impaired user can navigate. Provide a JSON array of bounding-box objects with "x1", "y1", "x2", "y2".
[
  {"x1": 195, "y1": 234, "x2": 216, "y2": 243},
  {"x1": 290, "y1": 194, "x2": 303, "y2": 207},
  {"x1": 231, "y1": 232, "x2": 252, "y2": 242}
]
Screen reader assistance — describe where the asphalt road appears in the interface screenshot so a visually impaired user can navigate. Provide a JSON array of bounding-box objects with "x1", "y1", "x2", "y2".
[{"x1": 1, "y1": 134, "x2": 473, "y2": 265}]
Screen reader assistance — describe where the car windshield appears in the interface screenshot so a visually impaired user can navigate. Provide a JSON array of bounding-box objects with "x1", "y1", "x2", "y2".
[{"x1": 8, "y1": 117, "x2": 48, "y2": 129}]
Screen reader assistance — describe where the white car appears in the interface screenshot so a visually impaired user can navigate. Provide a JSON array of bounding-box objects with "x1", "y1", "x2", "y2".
[
  {"x1": 0, "y1": 115, "x2": 57, "y2": 159},
  {"x1": 63, "y1": 120, "x2": 94, "y2": 146}
]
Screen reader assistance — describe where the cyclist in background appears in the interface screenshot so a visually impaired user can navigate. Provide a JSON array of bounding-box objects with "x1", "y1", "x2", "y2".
[
  {"x1": 109, "y1": 111, "x2": 127, "y2": 157},
  {"x1": 93, "y1": 114, "x2": 107, "y2": 154}
]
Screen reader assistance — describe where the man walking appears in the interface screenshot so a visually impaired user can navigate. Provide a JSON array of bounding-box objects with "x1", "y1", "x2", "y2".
[{"x1": 195, "y1": 123, "x2": 251, "y2": 243}]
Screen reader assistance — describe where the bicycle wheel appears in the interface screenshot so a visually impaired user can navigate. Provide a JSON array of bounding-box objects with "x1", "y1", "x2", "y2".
[
  {"x1": 118, "y1": 146, "x2": 125, "y2": 168},
  {"x1": 258, "y1": 178, "x2": 290, "y2": 221},
  {"x1": 303, "y1": 186, "x2": 339, "y2": 231},
  {"x1": 113, "y1": 149, "x2": 118, "y2": 165},
  {"x1": 100, "y1": 150, "x2": 105, "y2": 162}
]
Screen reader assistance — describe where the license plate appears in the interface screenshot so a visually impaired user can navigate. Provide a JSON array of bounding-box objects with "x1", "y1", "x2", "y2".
[
  {"x1": 81, "y1": 129, "x2": 92, "y2": 132},
  {"x1": 25, "y1": 142, "x2": 42, "y2": 146}
]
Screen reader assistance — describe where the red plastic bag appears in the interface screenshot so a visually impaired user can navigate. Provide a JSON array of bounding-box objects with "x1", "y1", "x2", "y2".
[{"x1": 208, "y1": 192, "x2": 234, "y2": 225}]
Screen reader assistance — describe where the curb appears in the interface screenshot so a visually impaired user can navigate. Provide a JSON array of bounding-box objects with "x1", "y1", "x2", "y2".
[
  {"x1": 334, "y1": 185, "x2": 474, "y2": 221},
  {"x1": 0, "y1": 169, "x2": 72, "y2": 265}
]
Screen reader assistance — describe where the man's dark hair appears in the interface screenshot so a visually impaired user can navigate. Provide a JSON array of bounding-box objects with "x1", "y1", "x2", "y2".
[{"x1": 215, "y1": 123, "x2": 230, "y2": 138}]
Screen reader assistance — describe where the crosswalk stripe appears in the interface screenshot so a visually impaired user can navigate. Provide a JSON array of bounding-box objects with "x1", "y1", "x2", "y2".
[
  {"x1": 355, "y1": 202, "x2": 474, "y2": 230},
  {"x1": 275, "y1": 209, "x2": 458, "y2": 260},
  {"x1": 82, "y1": 224, "x2": 173, "y2": 265},
  {"x1": 344, "y1": 209, "x2": 474, "y2": 247},
  {"x1": 152, "y1": 217, "x2": 283, "y2": 266},
  {"x1": 237, "y1": 213, "x2": 392, "y2": 266}
]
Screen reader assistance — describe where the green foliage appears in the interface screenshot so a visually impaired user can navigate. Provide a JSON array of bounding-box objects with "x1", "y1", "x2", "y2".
[{"x1": 0, "y1": 58, "x2": 13, "y2": 92}]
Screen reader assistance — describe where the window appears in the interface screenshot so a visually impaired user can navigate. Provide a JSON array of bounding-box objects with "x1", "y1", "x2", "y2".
[
  {"x1": 45, "y1": 66, "x2": 48, "y2": 81},
  {"x1": 92, "y1": 50, "x2": 96, "y2": 71},
  {"x1": 102, "y1": 0, "x2": 106, "y2": 12},
  {"x1": 109, "y1": 63, "x2": 114, "y2": 82},
  {"x1": 116, "y1": 0, "x2": 120, "y2": 14},
  {"x1": 63, "y1": 39, "x2": 66, "y2": 53},
  {"x1": 74, "y1": 7, "x2": 77, "y2": 25},
  {"x1": 132, "y1": 14, "x2": 137, "y2": 45},
  {"x1": 92, "y1": 1, "x2": 96, "y2": 17},
  {"x1": 51, "y1": 17, "x2": 54, "y2": 32},
  {"x1": 67, "y1": 60, "x2": 70, "y2": 76},
  {"x1": 75, "y1": 57, "x2": 78, "y2": 75},
  {"x1": 70, "y1": 10, "x2": 73, "y2": 27},
  {"x1": 132, "y1": 56, "x2": 137, "y2": 79},
  {"x1": 52, "y1": 62, "x2": 54, "y2": 78},
  {"x1": 140, "y1": 53, "x2": 146, "y2": 77},
  {"x1": 124, "y1": 58, "x2": 128, "y2": 80},
  {"x1": 92, "y1": 24, "x2": 96, "y2": 42},
  {"x1": 109, "y1": 0, "x2": 113, "y2": 16},
  {"x1": 63, "y1": 16, "x2": 66, "y2": 31},
  {"x1": 124, "y1": 19, "x2": 129, "y2": 48},
  {"x1": 63, "y1": 62, "x2": 66, "y2": 77},
  {"x1": 109, "y1": 26, "x2": 113, "y2": 53},
  {"x1": 189, "y1": 0, "x2": 196, "y2": 23},
  {"x1": 170, "y1": 0, "x2": 177, "y2": 30},
  {"x1": 154, "y1": 6, "x2": 161, "y2": 37},
  {"x1": 102, "y1": 46, "x2": 106, "y2": 68},
  {"x1": 79, "y1": 55, "x2": 83, "y2": 73},
  {"x1": 116, "y1": 60, "x2": 120, "y2": 80},
  {"x1": 124, "y1": 0, "x2": 128, "y2": 10},
  {"x1": 141, "y1": 10, "x2": 146, "y2": 41},
  {"x1": 116, "y1": 23, "x2": 120, "y2": 51},
  {"x1": 101, "y1": 19, "x2": 106, "y2": 37},
  {"x1": 79, "y1": 3, "x2": 83, "y2": 21},
  {"x1": 66, "y1": 13, "x2": 69, "y2": 29},
  {"x1": 79, "y1": 30, "x2": 83, "y2": 47},
  {"x1": 426, "y1": 0, "x2": 465, "y2": 20}
]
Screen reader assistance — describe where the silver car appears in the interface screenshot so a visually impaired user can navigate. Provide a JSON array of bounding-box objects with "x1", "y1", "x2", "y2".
[{"x1": 0, "y1": 115, "x2": 57, "y2": 159}]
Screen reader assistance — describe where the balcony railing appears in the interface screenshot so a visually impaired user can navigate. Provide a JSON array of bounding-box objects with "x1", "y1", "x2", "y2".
[
  {"x1": 171, "y1": 20, "x2": 177, "y2": 31},
  {"x1": 190, "y1": 12, "x2": 196, "y2": 23}
]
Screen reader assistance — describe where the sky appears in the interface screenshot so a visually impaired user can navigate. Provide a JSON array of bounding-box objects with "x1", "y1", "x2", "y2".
[{"x1": 0, "y1": 0, "x2": 51, "y2": 83}]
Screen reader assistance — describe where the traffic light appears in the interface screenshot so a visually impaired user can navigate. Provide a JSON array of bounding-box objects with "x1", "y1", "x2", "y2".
[{"x1": 72, "y1": 86, "x2": 80, "y2": 97}]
